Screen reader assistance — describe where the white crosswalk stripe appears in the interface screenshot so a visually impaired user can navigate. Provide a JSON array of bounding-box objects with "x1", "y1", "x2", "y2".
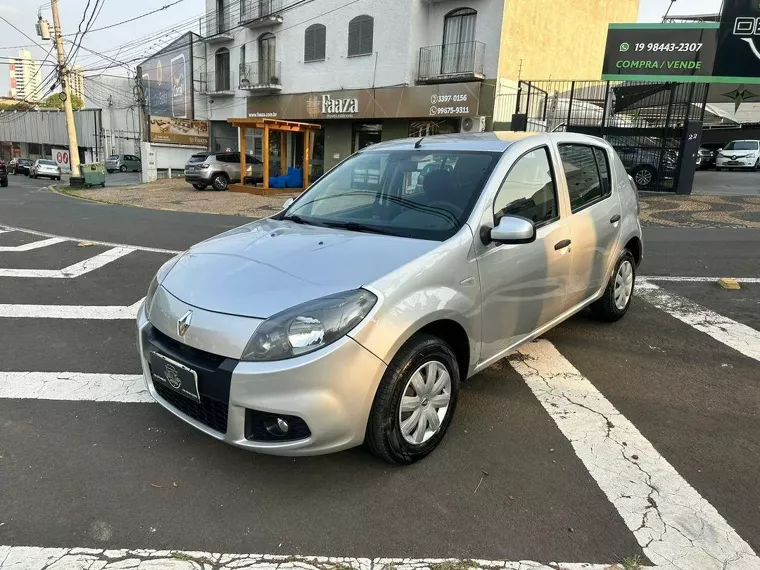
[
  {"x1": 0, "y1": 237, "x2": 67, "y2": 252},
  {"x1": 0, "y1": 246, "x2": 134, "y2": 278},
  {"x1": 637, "y1": 281, "x2": 760, "y2": 362},
  {"x1": 0, "y1": 372, "x2": 149, "y2": 402},
  {"x1": 0, "y1": 299, "x2": 143, "y2": 319}
]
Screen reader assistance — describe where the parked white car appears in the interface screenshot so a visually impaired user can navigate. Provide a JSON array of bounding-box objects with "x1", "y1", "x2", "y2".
[{"x1": 715, "y1": 140, "x2": 760, "y2": 171}]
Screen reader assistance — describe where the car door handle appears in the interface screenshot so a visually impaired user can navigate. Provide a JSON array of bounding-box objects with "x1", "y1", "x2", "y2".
[
  {"x1": 554, "y1": 239, "x2": 571, "y2": 250},
  {"x1": 610, "y1": 214, "x2": 621, "y2": 224}
]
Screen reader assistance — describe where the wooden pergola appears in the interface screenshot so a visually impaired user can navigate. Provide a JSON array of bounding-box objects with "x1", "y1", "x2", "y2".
[{"x1": 227, "y1": 117, "x2": 321, "y2": 195}]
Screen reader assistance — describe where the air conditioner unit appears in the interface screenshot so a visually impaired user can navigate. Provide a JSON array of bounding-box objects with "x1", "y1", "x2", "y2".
[{"x1": 460, "y1": 116, "x2": 486, "y2": 133}]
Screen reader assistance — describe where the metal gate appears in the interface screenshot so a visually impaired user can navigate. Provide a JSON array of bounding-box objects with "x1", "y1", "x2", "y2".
[{"x1": 510, "y1": 80, "x2": 709, "y2": 192}]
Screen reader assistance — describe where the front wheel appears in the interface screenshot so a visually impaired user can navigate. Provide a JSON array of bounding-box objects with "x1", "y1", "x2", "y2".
[
  {"x1": 1, "y1": 179, "x2": 7, "y2": 187},
  {"x1": 591, "y1": 251, "x2": 636, "y2": 322},
  {"x1": 366, "y1": 334, "x2": 460, "y2": 464},
  {"x1": 119, "y1": 165, "x2": 127, "y2": 173}
]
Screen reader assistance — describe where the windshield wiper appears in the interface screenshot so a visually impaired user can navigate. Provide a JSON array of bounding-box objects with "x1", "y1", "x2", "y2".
[
  {"x1": 282, "y1": 214, "x2": 320, "y2": 227},
  {"x1": 321, "y1": 220, "x2": 397, "y2": 236}
]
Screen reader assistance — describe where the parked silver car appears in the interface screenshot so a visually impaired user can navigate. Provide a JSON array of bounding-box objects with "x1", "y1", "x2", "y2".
[
  {"x1": 105, "y1": 154, "x2": 142, "y2": 173},
  {"x1": 137, "y1": 132, "x2": 642, "y2": 463},
  {"x1": 29, "y1": 159, "x2": 61, "y2": 180},
  {"x1": 184, "y1": 151, "x2": 264, "y2": 191}
]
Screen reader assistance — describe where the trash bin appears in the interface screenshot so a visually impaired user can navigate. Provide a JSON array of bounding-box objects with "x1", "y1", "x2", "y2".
[{"x1": 82, "y1": 163, "x2": 106, "y2": 188}]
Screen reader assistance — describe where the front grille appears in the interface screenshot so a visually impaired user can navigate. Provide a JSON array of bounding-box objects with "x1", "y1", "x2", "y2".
[
  {"x1": 154, "y1": 382, "x2": 229, "y2": 434},
  {"x1": 143, "y1": 324, "x2": 236, "y2": 435}
]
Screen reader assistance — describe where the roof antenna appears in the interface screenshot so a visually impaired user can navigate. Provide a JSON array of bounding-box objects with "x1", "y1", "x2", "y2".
[{"x1": 414, "y1": 136, "x2": 424, "y2": 149}]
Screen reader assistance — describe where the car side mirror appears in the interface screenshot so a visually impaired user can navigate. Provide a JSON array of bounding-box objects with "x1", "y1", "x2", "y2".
[
  {"x1": 283, "y1": 197, "x2": 295, "y2": 209},
  {"x1": 718, "y1": 148, "x2": 723, "y2": 152},
  {"x1": 484, "y1": 215, "x2": 536, "y2": 245}
]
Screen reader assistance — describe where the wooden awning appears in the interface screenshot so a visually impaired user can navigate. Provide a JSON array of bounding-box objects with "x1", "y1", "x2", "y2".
[{"x1": 227, "y1": 118, "x2": 322, "y2": 131}]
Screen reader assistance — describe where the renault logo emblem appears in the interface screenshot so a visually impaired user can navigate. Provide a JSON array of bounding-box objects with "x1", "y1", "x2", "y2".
[{"x1": 177, "y1": 310, "x2": 192, "y2": 337}]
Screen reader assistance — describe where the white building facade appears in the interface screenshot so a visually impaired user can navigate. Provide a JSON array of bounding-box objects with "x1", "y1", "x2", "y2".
[
  {"x1": 198, "y1": 0, "x2": 505, "y2": 175},
  {"x1": 9, "y1": 49, "x2": 42, "y2": 102}
]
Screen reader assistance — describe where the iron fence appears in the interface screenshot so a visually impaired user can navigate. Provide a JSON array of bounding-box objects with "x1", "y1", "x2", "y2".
[
  {"x1": 239, "y1": 61, "x2": 282, "y2": 89},
  {"x1": 510, "y1": 80, "x2": 709, "y2": 192},
  {"x1": 199, "y1": 71, "x2": 236, "y2": 94},
  {"x1": 241, "y1": 0, "x2": 284, "y2": 23},
  {"x1": 205, "y1": 10, "x2": 233, "y2": 37},
  {"x1": 418, "y1": 41, "x2": 485, "y2": 83}
]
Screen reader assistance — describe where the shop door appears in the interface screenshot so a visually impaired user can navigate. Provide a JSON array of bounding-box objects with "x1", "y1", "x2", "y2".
[{"x1": 352, "y1": 124, "x2": 382, "y2": 152}]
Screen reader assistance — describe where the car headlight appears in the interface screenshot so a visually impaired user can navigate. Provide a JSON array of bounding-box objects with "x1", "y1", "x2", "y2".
[
  {"x1": 746, "y1": 153, "x2": 757, "y2": 159},
  {"x1": 144, "y1": 255, "x2": 181, "y2": 313},
  {"x1": 241, "y1": 289, "x2": 377, "y2": 361}
]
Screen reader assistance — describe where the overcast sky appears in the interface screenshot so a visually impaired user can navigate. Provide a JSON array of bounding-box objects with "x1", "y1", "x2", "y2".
[{"x1": 0, "y1": 0, "x2": 724, "y2": 98}]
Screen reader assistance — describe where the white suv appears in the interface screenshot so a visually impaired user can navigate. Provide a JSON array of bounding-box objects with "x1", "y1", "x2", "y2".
[{"x1": 716, "y1": 140, "x2": 760, "y2": 171}]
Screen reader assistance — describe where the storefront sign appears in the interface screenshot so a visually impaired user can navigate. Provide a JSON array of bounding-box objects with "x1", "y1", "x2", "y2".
[
  {"x1": 248, "y1": 83, "x2": 482, "y2": 120},
  {"x1": 139, "y1": 33, "x2": 194, "y2": 119},
  {"x1": 713, "y1": 0, "x2": 760, "y2": 81},
  {"x1": 601, "y1": 24, "x2": 719, "y2": 81},
  {"x1": 149, "y1": 116, "x2": 209, "y2": 146}
]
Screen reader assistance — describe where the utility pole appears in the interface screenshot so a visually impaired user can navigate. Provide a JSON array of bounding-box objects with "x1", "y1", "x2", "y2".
[{"x1": 50, "y1": 0, "x2": 81, "y2": 179}]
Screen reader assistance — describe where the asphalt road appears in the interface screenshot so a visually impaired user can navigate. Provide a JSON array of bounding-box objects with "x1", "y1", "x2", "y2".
[
  {"x1": 692, "y1": 168, "x2": 760, "y2": 196},
  {"x1": 0, "y1": 182, "x2": 759, "y2": 568}
]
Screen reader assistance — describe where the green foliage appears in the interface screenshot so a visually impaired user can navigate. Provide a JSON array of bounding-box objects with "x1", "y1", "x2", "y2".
[{"x1": 42, "y1": 93, "x2": 85, "y2": 110}]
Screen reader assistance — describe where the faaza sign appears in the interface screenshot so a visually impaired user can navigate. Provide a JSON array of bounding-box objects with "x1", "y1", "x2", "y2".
[{"x1": 247, "y1": 83, "x2": 482, "y2": 120}]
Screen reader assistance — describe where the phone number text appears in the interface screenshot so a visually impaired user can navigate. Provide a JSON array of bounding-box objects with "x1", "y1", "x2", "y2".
[{"x1": 634, "y1": 42, "x2": 703, "y2": 52}]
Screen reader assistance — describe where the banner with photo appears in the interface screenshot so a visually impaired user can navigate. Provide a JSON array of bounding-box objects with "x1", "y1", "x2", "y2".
[{"x1": 149, "y1": 116, "x2": 209, "y2": 146}]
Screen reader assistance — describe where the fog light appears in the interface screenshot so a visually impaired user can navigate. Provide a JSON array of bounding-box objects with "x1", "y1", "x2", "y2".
[{"x1": 265, "y1": 417, "x2": 290, "y2": 436}]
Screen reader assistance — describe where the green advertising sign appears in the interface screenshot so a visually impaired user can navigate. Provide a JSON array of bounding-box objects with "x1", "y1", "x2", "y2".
[{"x1": 602, "y1": 23, "x2": 720, "y2": 82}]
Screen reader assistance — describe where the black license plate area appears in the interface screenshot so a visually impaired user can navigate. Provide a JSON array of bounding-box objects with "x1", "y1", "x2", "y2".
[{"x1": 150, "y1": 351, "x2": 200, "y2": 403}]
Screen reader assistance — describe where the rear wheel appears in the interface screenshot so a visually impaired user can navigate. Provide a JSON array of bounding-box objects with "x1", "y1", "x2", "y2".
[
  {"x1": 591, "y1": 251, "x2": 636, "y2": 322},
  {"x1": 1, "y1": 179, "x2": 7, "y2": 187},
  {"x1": 119, "y1": 165, "x2": 127, "y2": 172},
  {"x1": 211, "y1": 173, "x2": 229, "y2": 191},
  {"x1": 632, "y1": 165, "x2": 656, "y2": 188},
  {"x1": 366, "y1": 334, "x2": 460, "y2": 464}
]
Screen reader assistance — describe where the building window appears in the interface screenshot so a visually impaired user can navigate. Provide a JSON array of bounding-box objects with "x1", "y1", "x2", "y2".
[
  {"x1": 442, "y1": 8, "x2": 477, "y2": 74},
  {"x1": 258, "y1": 33, "x2": 277, "y2": 84},
  {"x1": 304, "y1": 23, "x2": 326, "y2": 62},
  {"x1": 215, "y1": 47, "x2": 230, "y2": 91},
  {"x1": 240, "y1": 45, "x2": 246, "y2": 67},
  {"x1": 348, "y1": 15, "x2": 373, "y2": 57}
]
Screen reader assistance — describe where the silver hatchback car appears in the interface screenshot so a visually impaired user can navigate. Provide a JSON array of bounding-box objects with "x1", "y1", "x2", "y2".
[{"x1": 137, "y1": 132, "x2": 642, "y2": 464}]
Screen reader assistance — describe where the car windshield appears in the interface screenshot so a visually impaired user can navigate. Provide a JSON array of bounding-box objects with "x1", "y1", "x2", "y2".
[
  {"x1": 282, "y1": 149, "x2": 500, "y2": 241},
  {"x1": 39, "y1": 160, "x2": 57, "y2": 166},
  {"x1": 724, "y1": 141, "x2": 759, "y2": 151}
]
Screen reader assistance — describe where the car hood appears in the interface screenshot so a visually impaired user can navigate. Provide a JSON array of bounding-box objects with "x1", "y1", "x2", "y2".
[{"x1": 161, "y1": 218, "x2": 440, "y2": 318}]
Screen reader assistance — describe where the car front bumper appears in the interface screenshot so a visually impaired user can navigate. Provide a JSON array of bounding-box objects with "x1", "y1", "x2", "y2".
[
  {"x1": 716, "y1": 157, "x2": 756, "y2": 168},
  {"x1": 136, "y1": 299, "x2": 387, "y2": 455}
]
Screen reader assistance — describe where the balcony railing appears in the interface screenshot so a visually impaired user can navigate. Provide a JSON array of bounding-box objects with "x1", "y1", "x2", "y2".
[
  {"x1": 417, "y1": 41, "x2": 486, "y2": 83},
  {"x1": 240, "y1": 0, "x2": 284, "y2": 27},
  {"x1": 204, "y1": 11, "x2": 234, "y2": 40},
  {"x1": 239, "y1": 61, "x2": 282, "y2": 91},
  {"x1": 199, "y1": 71, "x2": 236, "y2": 95}
]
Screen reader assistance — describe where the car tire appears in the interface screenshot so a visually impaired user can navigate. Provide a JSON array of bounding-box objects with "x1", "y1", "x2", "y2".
[
  {"x1": 106, "y1": 170, "x2": 113, "y2": 174},
  {"x1": 591, "y1": 250, "x2": 636, "y2": 322},
  {"x1": 366, "y1": 333, "x2": 460, "y2": 464},
  {"x1": 1, "y1": 179, "x2": 7, "y2": 187},
  {"x1": 119, "y1": 165, "x2": 127, "y2": 172},
  {"x1": 632, "y1": 165, "x2": 657, "y2": 188},
  {"x1": 211, "y1": 173, "x2": 229, "y2": 191},
  {"x1": 193, "y1": 183, "x2": 207, "y2": 190}
]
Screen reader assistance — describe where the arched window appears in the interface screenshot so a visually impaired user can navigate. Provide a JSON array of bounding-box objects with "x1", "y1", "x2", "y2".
[
  {"x1": 442, "y1": 8, "x2": 477, "y2": 74},
  {"x1": 258, "y1": 33, "x2": 277, "y2": 84},
  {"x1": 304, "y1": 23, "x2": 326, "y2": 62},
  {"x1": 215, "y1": 47, "x2": 230, "y2": 91},
  {"x1": 347, "y1": 15, "x2": 373, "y2": 57}
]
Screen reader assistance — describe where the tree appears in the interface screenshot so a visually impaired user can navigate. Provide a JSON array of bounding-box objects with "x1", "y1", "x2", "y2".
[{"x1": 42, "y1": 93, "x2": 84, "y2": 110}]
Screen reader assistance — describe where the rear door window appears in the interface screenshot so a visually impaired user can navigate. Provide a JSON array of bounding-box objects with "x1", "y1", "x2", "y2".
[{"x1": 558, "y1": 144, "x2": 608, "y2": 213}]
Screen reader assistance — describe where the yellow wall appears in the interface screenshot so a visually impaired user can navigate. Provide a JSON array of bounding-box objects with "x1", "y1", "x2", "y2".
[{"x1": 498, "y1": 0, "x2": 640, "y2": 81}]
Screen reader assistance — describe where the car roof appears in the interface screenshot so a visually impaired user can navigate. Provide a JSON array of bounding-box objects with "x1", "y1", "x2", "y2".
[{"x1": 360, "y1": 131, "x2": 609, "y2": 153}]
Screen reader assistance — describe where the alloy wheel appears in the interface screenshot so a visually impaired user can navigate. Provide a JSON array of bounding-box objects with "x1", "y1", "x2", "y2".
[
  {"x1": 614, "y1": 260, "x2": 634, "y2": 311},
  {"x1": 635, "y1": 169, "x2": 652, "y2": 186},
  {"x1": 398, "y1": 360, "x2": 452, "y2": 445}
]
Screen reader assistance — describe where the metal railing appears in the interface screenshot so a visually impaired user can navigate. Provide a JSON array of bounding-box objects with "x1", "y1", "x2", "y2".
[
  {"x1": 239, "y1": 61, "x2": 281, "y2": 88},
  {"x1": 418, "y1": 41, "x2": 485, "y2": 83},
  {"x1": 240, "y1": 0, "x2": 284, "y2": 23},
  {"x1": 199, "y1": 71, "x2": 236, "y2": 93},
  {"x1": 205, "y1": 10, "x2": 233, "y2": 37}
]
